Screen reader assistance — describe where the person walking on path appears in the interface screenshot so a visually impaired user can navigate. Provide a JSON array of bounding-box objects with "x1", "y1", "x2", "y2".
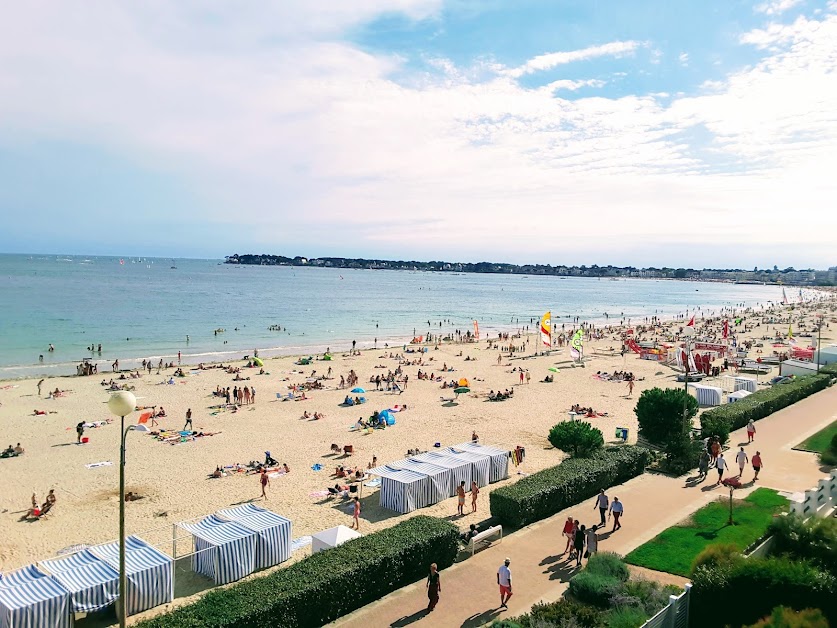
[
  {"x1": 715, "y1": 453, "x2": 728, "y2": 485},
  {"x1": 426, "y1": 563, "x2": 441, "y2": 612},
  {"x1": 752, "y1": 451, "x2": 763, "y2": 481},
  {"x1": 260, "y1": 469, "x2": 270, "y2": 500},
  {"x1": 457, "y1": 481, "x2": 466, "y2": 516},
  {"x1": 497, "y1": 558, "x2": 513, "y2": 609},
  {"x1": 609, "y1": 497, "x2": 623, "y2": 531},
  {"x1": 573, "y1": 524, "x2": 586, "y2": 567},
  {"x1": 747, "y1": 419, "x2": 756, "y2": 443},
  {"x1": 351, "y1": 496, "x2": 361, "y2": 530},
  {"x1": 585, "y1": 525, "x2": 599, "y2": 560},
  {"x1": 594, "y1": 489, "x2": 609, "y2": 526},
  {"x1": 470, "y1": 481, "x2": 480, "y2": 513},
  {"x1": 561, "y1": 516, "x2": 574, "y2": 555},
  {"x1": 184, "y1": 408, "x2": 192, "y2": 431},
  {"x1": 735, "y1": 447, "x2": 749, "y2": 477},
  {"x1": 698, "y1": 449, "x2": 710, "y2": 481}
]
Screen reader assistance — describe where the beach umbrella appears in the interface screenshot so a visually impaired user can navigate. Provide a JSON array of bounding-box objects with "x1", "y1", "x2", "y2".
[
  {"x1": 458, "y1": 378, "x2": 470, "y2": 387},
  {"x1": 454, "y1": 386, "x2": 470, "y2": 395},
  {"x1": 351, "y1": 387, "x2": 365, "y2": 393},
  {"x1": 548, "y1": 367, "x2": 559, "y2": 373},
  {"x1": 252, "y1": 357, "x2": 264, "y2": 367}
]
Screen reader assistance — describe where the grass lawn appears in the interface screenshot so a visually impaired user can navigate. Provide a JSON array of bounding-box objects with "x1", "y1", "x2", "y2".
[
  {"x1": 624, "y1": 488, "x2": 787, "y2": 577},
  {"x1": 796, "y1": 419, "x2": 837, "y2": 453}
]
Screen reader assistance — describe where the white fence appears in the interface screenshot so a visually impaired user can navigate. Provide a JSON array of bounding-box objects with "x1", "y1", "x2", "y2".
[
  {"x1": 641, "y1": 583, "x2": 691, "y2": 628},
  {"x1": 788, "y1": 469, "x2": 837, "y2": 519}
]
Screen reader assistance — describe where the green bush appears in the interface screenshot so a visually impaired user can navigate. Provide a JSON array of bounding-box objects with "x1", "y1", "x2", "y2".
[
  {"x1": 691, "y1": 557, "x2": 837, "y2": 627},
  {"x1": 821, "y1": 434, "x2": 837, "y2": 466},
  {"x1": 569, "y1": 571, "x2": 623, "y2": 607},
  {"x1": 689, "y1": 543, "x2": 742, "y2": 575},
  {"x1": 548, "y1": 420, "x2": 604, "y2": 458},
  {"x1": 769, "y1": 514, "x2": 837, "y2": 575},
  {"x1": 586, "y1": 552, "x2": 630, "y2": 582},
  {"x1": 745, "y1": 606, "x2": 829, "y2": 628},
  {"x1": 616, "y1": 579, "x2": 681, "y2": 616},
  {"x1": 135, "y1": 515, "x2": 458, "y2": 628},
  {"x1": 604, "y1": 607, "x2": 648, "y2": 628},
  {"x1": 489, "y1": 446, "x2": 650, "y2": 528},
  {"x1": 660, "y1": 435, "x2": 704, "y2": 476},
  {"x1": 635, "y1": 388, "x2": 697, "y2": 447},
  {"x1": 698, "y1": 412, "x2": 730, "y2": 445},
  {"x1": 699, "y1": 374, "x2": 830, "y2": 442},
  {"x1": 515, "y1": 599, "x2": 605, "y2": 627}
]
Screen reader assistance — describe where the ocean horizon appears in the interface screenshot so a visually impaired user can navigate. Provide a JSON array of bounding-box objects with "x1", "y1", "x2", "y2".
[{"x1": 0, "y1": 253, "x2": 791, "y2": 379}]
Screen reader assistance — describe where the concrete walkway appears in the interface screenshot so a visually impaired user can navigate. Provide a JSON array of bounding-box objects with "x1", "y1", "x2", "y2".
[{"x1": 331, "y1": 385, "x2": 837, "y2": 628}]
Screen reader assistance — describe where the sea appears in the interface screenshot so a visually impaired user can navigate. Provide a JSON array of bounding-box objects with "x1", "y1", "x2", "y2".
[{"x1": 0, "y1": 254, "x2": 787, "y2": 379}]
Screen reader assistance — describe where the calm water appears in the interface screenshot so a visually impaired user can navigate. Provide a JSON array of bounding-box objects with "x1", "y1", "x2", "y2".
[{"x1": 0, "y1": 254, "x2": 784, "y2": 378}]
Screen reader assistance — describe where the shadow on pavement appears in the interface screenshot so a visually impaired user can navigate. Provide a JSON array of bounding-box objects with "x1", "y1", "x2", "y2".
[
  {"x1": 390, "y1": 609, "x2": 429, "y2": 626},
  {"x1": 461, "y1": 608, "x2": 503, "y2": 627}
]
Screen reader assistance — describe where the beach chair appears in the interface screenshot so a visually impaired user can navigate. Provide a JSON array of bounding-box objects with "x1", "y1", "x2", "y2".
[
  {"x1": 330, "y1": 443, "x2": 341, "y2": 454},
  {"x1": 343, "y1": 445, "x2": 354, "y2": 456}
]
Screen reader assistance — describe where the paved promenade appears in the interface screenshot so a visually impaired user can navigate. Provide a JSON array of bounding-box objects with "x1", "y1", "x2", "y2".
[{"x1": 331, "y1": 384, "x2": 837, "y2": 628}]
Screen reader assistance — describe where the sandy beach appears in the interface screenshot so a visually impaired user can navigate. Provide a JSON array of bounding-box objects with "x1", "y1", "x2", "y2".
[{"x1": 0, "y1": 298, "x2": 833, "y2": 580}]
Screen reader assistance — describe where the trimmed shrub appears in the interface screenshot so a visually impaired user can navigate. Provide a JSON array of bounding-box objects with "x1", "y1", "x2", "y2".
[
  {"x1": 586, "y1": 552, "x2": 630, "y2": 582},
  {"x1": 135, "y1": 515, "x2": 458, "y2": 628},
  {"x1": 769, "y1": 514, "x2": 837, "y2": 575},
  {"x1": 569, "y1": 571, "x2": 623, "y2": 607},
  {"x1": 745, "y1": 606, "x2": 829, "y2": 628},
  {"x1": 635, "y1": 388, "x2": 697, "y2": 447},
  {"x1": 699, "y1": 374, "x2": 830, "y2": 442},
  {"x1": 690, "y1": 557, "x2": 837, "y2": 627},
  {"x1": 548, "y1": 420, "x2": 604, "y2": 458},
  {"x1": 660, "y1": 435, "x2": 704, "y2": 476},
  {"x1": 689, "y1": 543, "x2": 742, "y2": 575},
  {"x1": 489, "y1": 446, "x2": 650, "y2": 528}
]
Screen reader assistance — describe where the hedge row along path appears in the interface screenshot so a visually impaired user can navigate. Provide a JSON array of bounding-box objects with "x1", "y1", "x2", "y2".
[{"x1": 331, "y1": 384, "x2": 837, "y2": 628}]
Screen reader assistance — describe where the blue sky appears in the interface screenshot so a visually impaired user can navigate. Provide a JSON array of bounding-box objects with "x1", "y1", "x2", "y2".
[{"x1": 0, "y1": 0, "x2": 835, "y2": 267}]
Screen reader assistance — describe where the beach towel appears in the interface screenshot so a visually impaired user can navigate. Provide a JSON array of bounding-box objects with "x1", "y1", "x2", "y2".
[
  {"x1": 363, "y1": 478, "x2": 382, "y2": 488},
  {"x1": 85, "y1": 461, "x2": 113, "y2": 469},
  {"x1": 311, "y1": 463, "x2": 323, "y2": 471},
  {"x1": 291, "y1": 537, "x2": 312, "y2": 553}
]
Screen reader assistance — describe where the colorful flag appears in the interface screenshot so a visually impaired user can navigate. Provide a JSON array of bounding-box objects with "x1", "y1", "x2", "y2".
[
  {"x1": 540, "y1": 312, "x2": 551, "y2": 348},
  {"x1": 788, "y1": 324, "x2": 794, "y2": 340},
  {"x1": 687, "y1": 316, "x2": 695, "y2": 327},
  {"x1": 473, "y1": 320, "x2": 480, "y2": 340},
  {"x1": 570, "y1": 328, "x2": 584, "y2": 360}
]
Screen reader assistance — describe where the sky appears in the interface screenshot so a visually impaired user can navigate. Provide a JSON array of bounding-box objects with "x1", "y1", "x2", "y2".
[{"x1": 1, "y1": 0, "x2": 836, "y2": 268}]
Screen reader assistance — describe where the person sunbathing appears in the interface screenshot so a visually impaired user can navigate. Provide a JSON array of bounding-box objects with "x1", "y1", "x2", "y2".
[
  {"x1": 1, "y1": 445, "x2": 16, "y2": 458},
  {"x1": 283, "y1": 463, "x2": 291, "y2": 473},
  {"x1": 303, "y1": 411, "x2": 311, "y2": 419},
  {"x1": 211, "y1": 466, "x2": 223, "y2": 478},
  {"x1": 13, "y1": 443, "x2": 24, "y2": 455},
  {"x1": 33, "y1": 409, "x2": 47, "y2": 415}
]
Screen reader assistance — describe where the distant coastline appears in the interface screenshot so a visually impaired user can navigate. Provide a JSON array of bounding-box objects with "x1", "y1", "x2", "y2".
[{"x1": 225, "y1": 254, "x2": 836, "y2": 286}]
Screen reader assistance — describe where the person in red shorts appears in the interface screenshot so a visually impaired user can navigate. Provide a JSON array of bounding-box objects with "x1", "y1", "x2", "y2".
[{"x1": 497, "y1": 558, "x2": 512, "y2": 609}]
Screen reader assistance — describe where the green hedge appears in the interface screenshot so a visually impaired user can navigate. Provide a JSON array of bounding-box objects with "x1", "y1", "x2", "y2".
[
  {"x1": 690, "y1": 557, "x2": 837, "y2": 627},
  {"x1": 489, "y1": 446, "x2": 650, "y2": 528},
  {"x1": 700, "y1": 374, "x2": 830, "y2": 442},
  {"x1": 136, "y1": 515, "x2": 458, "y2": 628}
]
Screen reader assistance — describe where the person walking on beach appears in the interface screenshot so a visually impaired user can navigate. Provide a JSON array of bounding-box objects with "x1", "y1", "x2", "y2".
[
  {"x1": 747, "y1": 419, "x2": 756, "y2": 443},
  {"x1": 609, "y1": 497, "x2": 623, "y2": 531},
  {"x1": 177, "y1": 351, "x2": 181, "y2": 364},
  {"x1": 184, "y1": 408, "x2": 192, "y2": 431},
  {"x1": 426, "y1": 563, "x2": 441, "y2": 612},
  {"x1": 715, "y1": 453, "x2": 727, "y2": 485},
  {"x1": 735, "y1": 447, "x2": 748, "y2": 477},
  {"x1": 627, "y1": 378, "x2": 635, "y2": 397},
  {"x1": 594, "y1": 489, "x2": 609, "y2": 526},
  {"x1": 260, "y1": 469, "x2": 270, "y2": 500},
  {"x1": 497, "y1": 558, "x2": 513, "y2": 609},
  {"x1": 519, "y1": 371, "x2": 524, "y2": 385},
  {"x1": 76, "y1": 422, "x2": 85, "y2": 444},
  {"x1": 37, "y1": 379, "x2": 44, "y2": 396},
  {"x1": 526, "y1": 371, "x2": 531, "y2": 384},
  {"x1": 351, "y1": 496, "x2": 361, "y2": 529},
  {"x1": 470, "y1": 480, "x2": 480, "y2": 513},
  {"x1": 456, "y1": 481, "x2": 466, "y2": 516},
  {"x1": 752, "y1": 451, "x2": 763, "y2": 481}
]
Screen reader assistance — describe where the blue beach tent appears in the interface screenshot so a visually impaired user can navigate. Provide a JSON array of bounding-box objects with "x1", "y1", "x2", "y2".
[
  {"x1": 40, "y1": 550, "x2": 119, "y2": 614},
  {"x1": 0, "y1": 566, "x2": 72, "y2": 628},
  {"x1": 178, "y1": 516, "x2": 257, "y2": 585},
  {"x1": 217, "y1": 504, "x2": 292, "y2": 570}
]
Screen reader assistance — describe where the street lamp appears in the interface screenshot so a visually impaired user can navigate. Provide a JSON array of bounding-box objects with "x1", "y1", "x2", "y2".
[
  {"x1": 682, "y1": 326, "x2": 696, "y2": 423},
  {"x1": 107, "y1": 391, "x2": 136, "y2": 628}
]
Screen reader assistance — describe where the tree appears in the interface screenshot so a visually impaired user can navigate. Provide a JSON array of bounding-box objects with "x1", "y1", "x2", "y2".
[
  {"x1": 635, "y1": 387, "x2": 698, "y2": 447},
  {"x1": 548, "y1": 420, "x2": 604, "y2": 458}
]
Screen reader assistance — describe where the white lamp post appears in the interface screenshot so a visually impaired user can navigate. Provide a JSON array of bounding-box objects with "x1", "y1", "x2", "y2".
[
  {"x1": 107, "y1": 391, "x2": 136, "y2": 628},
  {"x1": 682, "y1": 326, "x2": 696, "y2": 422}
]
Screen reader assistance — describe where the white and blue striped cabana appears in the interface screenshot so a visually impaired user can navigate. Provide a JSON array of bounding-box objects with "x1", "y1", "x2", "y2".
[
  {"x1": 452, "y1": 443, "x2": 510, "y2": 482},
  {"x1": 40, "y1": 550, "x2": 119, "y2": 614},
  {"x1": 90, "y1": 536, "x2": 173, "y2": 616},
  {"x1": 413, "y1": 452, "x2": 473, "y2": 493},
  {"x1": 0, "y1": 567, "x2": 72, "y2": 628},
  {"x1": 734, "y1": 377, "x2": 757, "y2": 393},
  {"x1": 177, "y1": 516, "x2": 257, "y2": 585},
  {"x1": 368, "y1": 465, "x2": 433, "y2": 513},
  {"x1": 688, "y1": 383, "x2": 723, "y2": 407},
  {"x1": 217, "y1": 504, "x2": 292, "y2": 570},
  {"x1": 391, "y1": 458, "x2": 453, "y2": 503},
  {"x1": 440, "y1": 447, "x2": 491, "y2": 487}
]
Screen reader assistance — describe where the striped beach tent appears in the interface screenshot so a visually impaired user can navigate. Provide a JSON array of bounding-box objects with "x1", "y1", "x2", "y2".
[
  {"x1": 217, "y1": 504, "x2": 292, "y2": 570},
  {"x1": 0, "y1": 567, "x2": 71, "y2": 628},
  {"x1": 734, "y1": 377, "x2": 757, "y2": 393},
  {"x1": 90, "y1": 536, "x2": 173, "y2": 616},
  {"x1": 452, "y1": 443, "x2": 510, "y2": 482},
  {"x1": 40, "y1": 550, "x2": 119, "y2": 613},
  {"x1": 688, "y1": 383, "x2": 723, "y2": 407},
  {"x1": 368, "y1": 466, "x2": 433, "y2": 513},
  {"x1": 413, "y1": 452, "x2": 473, "y2": 492},
  {"x1": 178, "y1": 516, "x2": 257, "y2": 585},
  {"x1": 440, "y1": 447, "x2": 491, "y2": 487},
  {"x1": 391, "y1": 458, "x2": 453, "y2": 503}
]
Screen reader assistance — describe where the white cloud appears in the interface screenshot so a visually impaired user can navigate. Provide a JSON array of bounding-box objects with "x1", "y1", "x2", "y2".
[
  {"x1": 679, "y1": 52, "x2": 690, "y2": 66},
  {"x1": 0, "y1": 2, "x2": 835, "y2": 265},
  {"x1": 506, "y1": 41, "x2": 643, "y2": 78},
  {"x1": 755, "y1": 0, "x2": 803, "y2": 16}
]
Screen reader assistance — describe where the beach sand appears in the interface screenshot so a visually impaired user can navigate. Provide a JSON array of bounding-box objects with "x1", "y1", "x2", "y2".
[{"x1": 0, "y1": 299, "x2": 833, "y2": 609}]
